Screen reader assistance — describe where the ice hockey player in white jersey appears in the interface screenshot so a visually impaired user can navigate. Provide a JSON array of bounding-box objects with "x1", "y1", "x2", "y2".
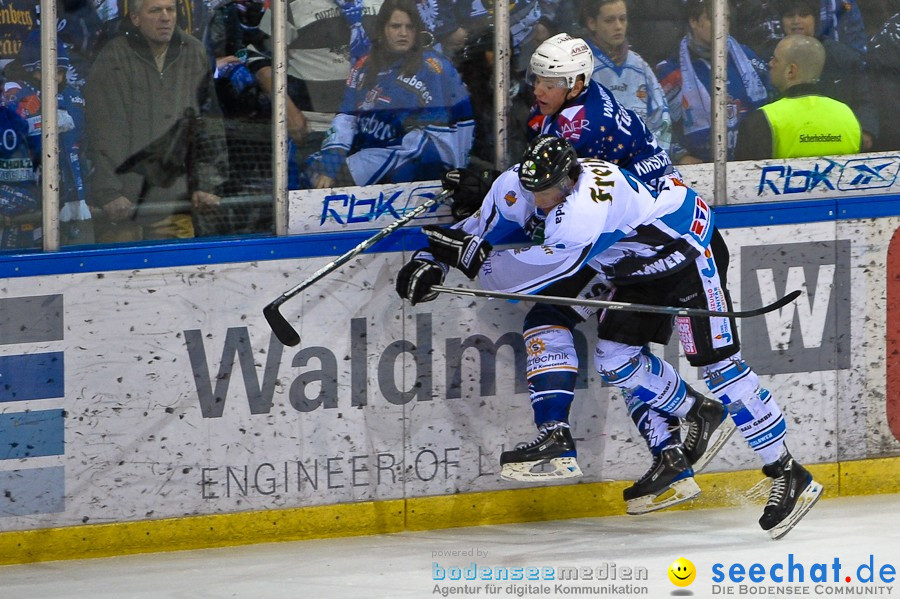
[
  {"x1": 397, "y1": 135, "x2": 823, "y2": 539},
  {"x1": 445, "y1": 31, "x2": 734, "y2": 516}
]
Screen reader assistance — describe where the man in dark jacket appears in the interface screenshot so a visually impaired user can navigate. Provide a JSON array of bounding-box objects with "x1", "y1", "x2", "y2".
[{"x1": 85, "y1": 0, "x2": 226, "y2": 242}]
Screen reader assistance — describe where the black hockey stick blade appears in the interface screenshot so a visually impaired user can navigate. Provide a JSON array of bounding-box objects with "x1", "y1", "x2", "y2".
[
  {"x1": 263, "y1": 299, "x2": 300, "y2": 347},
  {"x1": 431, "y1": 285, "x2": 802, "y2": 319},
  {"x1": 263, "y1": 189, "x2": 453, "y2": 347}
]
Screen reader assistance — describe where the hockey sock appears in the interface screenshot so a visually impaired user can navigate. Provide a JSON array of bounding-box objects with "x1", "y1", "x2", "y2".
[
  {"x1": 703, "y1": 356, "x2": 787, "y2": 465},
  {"x1": 594, "y1": 341, "x2": 695, "y2": 418},
  {"x1": 528, "y1": 373, "x2": 577, "y2": 426},
  {"x1": 625, "y1": 393, "x2": 681, "y2": 455},
  {"x1": 524, "y1": 325, "x2": 579, "y2": 426}
]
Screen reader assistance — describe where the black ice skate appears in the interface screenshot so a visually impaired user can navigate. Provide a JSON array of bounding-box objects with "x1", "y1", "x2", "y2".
[
  {"x1": 758, "y1": 453, "x2": 823, "y2": 540},
  {"x1": 624, "y1": 446, "x2": 700, "y2": 515},
  {"x1": 500, "y1": 421, "x2": 583, "y2": 482},
  {"x1": 682, "y1": 386, "x2": 736, "y2": 472}
]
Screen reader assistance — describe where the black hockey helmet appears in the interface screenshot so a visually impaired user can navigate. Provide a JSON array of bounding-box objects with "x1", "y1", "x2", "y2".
[{"x1": 518, "y1": 135, "x2": 582, "y2": 192}]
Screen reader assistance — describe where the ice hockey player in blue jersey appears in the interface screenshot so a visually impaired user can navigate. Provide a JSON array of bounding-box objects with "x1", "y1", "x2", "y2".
[
  {"x1": 305, "y1": 0, "x2": 474, "y2": 188},
  {"x1": 398, "y1": 136, "x2": 823, "y2": 539},
  {"x1": 526, "y1": 33, "x2": 674, "y2": 190}
]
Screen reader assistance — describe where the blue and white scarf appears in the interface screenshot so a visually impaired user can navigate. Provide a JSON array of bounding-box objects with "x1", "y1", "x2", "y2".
[{"x1": 678, "y1": 34, "x2": 767, "y2": 136}]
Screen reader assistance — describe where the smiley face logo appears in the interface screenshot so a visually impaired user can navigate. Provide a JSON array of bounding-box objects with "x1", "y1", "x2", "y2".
[{"x1": 668, "y1": 557, "x2": 696, "y2": 587}]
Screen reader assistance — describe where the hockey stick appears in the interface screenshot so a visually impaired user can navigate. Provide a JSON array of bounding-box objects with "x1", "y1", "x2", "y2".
[
  {"x1": 430, "y1": 285, "x2": 802, "y2": 319},
  {"x1": 263, "y1": 189, "x2": 451, "y2": 346}
]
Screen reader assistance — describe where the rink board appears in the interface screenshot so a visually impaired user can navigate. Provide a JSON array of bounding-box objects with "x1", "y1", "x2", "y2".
[{"x1": 0, "y1": 154, "x2": 899, "y2": 562}]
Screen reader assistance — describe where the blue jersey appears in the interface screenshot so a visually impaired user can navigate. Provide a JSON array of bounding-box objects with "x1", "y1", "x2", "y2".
[
  {"x1": 0, "y1": 104, "x2": 39, "y2": 217},
  {"x1": 2, "y1": 79, "x2": 87, "y2": 206},
  {"x1": 314, "y1": 49, "x2": 474, "y2": 185},
  {"x1": 527, "y1": 79, "x2": 674, "y2": 188}
]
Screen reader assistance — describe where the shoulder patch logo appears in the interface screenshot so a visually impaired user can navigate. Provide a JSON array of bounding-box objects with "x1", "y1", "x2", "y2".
[{"x1": 426, "y1": 57, "x2": 443, "y2": 74}]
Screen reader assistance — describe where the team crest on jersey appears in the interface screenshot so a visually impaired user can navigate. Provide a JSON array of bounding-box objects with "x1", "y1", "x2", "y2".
[
  {"x1": 504, "y1": 190, "x2": 518, "y2": 206},
  {"x1": 15, "y1": 94, "x2": 41, "y2": 118},
  {"x1": 690, "y1": 196, "x2": 710, "y2": 239},
  {"x1": 636, "y1": 84, "x2": 648, "y2": 102},
  {"x1": 361, "y1": 87, "x2": 385, "y2": 111}
]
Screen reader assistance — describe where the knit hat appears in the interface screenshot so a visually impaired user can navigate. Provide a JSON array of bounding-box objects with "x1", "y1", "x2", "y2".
[{"x1": 18, "y1": 30, "x2": 71, "y2": 73}]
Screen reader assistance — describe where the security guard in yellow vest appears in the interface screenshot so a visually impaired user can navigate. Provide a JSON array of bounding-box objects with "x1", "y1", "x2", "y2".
[{"x1": 735, "y1": 35, "x2": 861, "y2": 160}]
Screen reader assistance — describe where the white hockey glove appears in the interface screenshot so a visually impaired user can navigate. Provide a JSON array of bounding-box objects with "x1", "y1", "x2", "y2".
[
  {"x1": 422, "y1": 225, "x2": 492, "y2": 280},
  {"x1": 396, "y1": 257, "x2": 445, "y2": 305}
]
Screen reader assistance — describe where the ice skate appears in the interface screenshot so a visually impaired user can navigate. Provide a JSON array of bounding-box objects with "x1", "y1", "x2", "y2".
[
  {"x1": 682, "y1": 387, "x2": 736, "y2": 471},
  {"x1": 758, "y1": 453, "x2": 823, "y2": 540},
  {"x1": 500, "y1": 421, "x2": 583, "y2": 482},
  {"x1": 624, "y1": 446, "x2": 700, "y2": 515}
]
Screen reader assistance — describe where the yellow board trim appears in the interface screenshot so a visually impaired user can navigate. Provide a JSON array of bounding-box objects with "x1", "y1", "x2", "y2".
[{"x1": 0, "y1": 457, "x2": 896, "y2": 565}]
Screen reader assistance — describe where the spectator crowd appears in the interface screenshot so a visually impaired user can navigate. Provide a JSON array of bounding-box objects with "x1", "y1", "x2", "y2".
[{"x1": 0, "y1": 0, "x2": 897, "y2": 248}]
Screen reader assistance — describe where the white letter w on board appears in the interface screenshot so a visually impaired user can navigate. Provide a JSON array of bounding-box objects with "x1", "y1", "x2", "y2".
[{"x1": 757, "y1": 265, "x2": 835, "y2": 350}]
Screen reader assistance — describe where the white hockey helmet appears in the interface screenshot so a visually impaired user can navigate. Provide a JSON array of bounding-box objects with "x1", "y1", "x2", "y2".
[{"x1": 527, "y1": 33, "x2": 594, "y2": 89}]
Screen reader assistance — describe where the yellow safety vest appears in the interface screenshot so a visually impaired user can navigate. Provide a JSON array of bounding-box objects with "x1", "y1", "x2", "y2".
[{"x1": 760, "y1": 94, "x2": 861, "y2": 158}]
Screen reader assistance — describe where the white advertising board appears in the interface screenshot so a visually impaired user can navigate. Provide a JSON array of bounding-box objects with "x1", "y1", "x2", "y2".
[{"x1": 1, "y1": 213, "x2": 898, "y2": 532}]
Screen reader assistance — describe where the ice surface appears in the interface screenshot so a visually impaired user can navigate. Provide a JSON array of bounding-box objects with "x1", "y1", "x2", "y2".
[{"x1": 1, "y1": 493, "x2": 898, "y2": 598}]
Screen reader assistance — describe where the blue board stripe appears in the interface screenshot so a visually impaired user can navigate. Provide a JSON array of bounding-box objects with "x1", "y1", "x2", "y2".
[
  {"x1": 0, "y1": 352, "x2": 65, "y2": 402},
  {"x1": 0, "y1": 409, "x2": 65, "y2": 459},
  {"x1": 0, "y1": 193, "x2": 897, "y2": 278},
  {"x1": 0, "y1": 466, "x2": 65, "y2": 516}
]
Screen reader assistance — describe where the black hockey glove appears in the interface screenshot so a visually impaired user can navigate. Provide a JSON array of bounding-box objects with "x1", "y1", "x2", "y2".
[
  {"x1": 422, "y1": 225, "x2": 492, "y2": 280},
  {"x1": 441, "y1": 167, "x2": 498, "y2": 221},
  {"x1": 396, "y1": 258, "x2": 445, "y2": 305}
]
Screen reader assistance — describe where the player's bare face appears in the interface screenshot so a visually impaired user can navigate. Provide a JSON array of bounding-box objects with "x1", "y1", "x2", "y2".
[
  {"x1": 533, "y1": 76, "x2": 569, "y2": 115},
  {"x1": 589, "y1": 1, "x2": 628, "y2": 53},
  {"x1": 782, "y1": 12, "x2": 816, "y2": 36},
  {"x1": 532, "y1": 185, "x2": 567, "y2": 211},
  {"x1": 384, "y1": 10, "x2": 416, "y2": 53},
  {"x1": 132, "y1": 0, "x2": 177, "y2": 50}
]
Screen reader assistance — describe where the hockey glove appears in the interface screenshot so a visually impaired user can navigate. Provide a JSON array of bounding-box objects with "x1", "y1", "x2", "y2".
[
  {"x1": 422, "y1": 225, "x2": 492, "y2": 280},
  {"x1": 396, "y1": 258, "x2": 445, "y2": 305},
  {"x1": 441, "y1": 168, "x2": 498, "y2": 221}
]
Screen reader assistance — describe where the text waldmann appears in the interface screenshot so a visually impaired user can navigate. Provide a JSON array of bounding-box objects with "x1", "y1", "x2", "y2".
[{"x1": 184, "y1": 314, "x2": 595, "y2": 416}]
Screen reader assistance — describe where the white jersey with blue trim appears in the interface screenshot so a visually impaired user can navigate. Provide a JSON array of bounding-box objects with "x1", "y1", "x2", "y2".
[{"x1": 457, "y1": 159, "x2": 714, "y2": 295}]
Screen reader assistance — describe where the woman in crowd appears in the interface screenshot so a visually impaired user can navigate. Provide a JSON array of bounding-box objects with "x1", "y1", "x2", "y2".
[{"x1": 305, "y1": 0, "x2": 474, "y2": 188}]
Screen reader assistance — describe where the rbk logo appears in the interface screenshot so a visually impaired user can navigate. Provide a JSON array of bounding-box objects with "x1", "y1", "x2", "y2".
[{"x1": 840, "y1": 161, "x2": 897, "y2": 188}]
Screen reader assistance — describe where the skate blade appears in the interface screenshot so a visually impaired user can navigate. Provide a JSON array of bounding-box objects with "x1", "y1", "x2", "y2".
[
  {"x1": 626, "y1": 477, "x2": 701, "y2": 515},
  {"x1": 768, "y1": 480, "x2": 824, "y2": 540},
  {"x1": 692, "y1": 419, "x2": 737, "y2": 472},
  {"x1": 500, "y1": 457, "x2": 583, "y2": 482}
]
